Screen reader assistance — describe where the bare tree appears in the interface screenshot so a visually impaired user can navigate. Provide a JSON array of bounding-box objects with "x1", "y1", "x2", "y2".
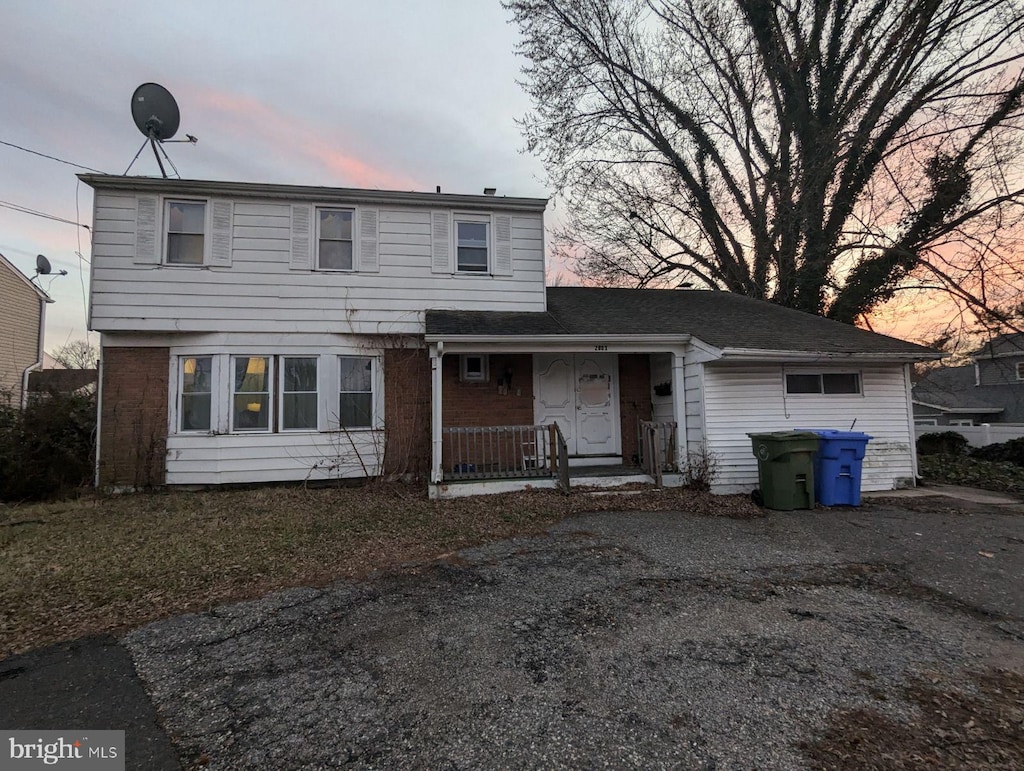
[
  {"x1": 52, "y1": 339, "x2": 98, "y2": 370},
  {"x1": 507, "y1": 0, "x2": 1024, "y2": 331}
]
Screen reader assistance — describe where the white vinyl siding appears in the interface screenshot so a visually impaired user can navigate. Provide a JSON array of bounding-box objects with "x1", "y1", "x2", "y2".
[
  {"x1": 702, "y1": 363, "x2": 915, "y2": 494},
  {"x1": 91, "y1": 194, "x2": 545, "y2": 335}
]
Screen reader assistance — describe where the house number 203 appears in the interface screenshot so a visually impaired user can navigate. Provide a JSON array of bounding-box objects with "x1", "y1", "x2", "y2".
[{"x1": 594, "y1": 345, "x2": 608, "y2": 351}]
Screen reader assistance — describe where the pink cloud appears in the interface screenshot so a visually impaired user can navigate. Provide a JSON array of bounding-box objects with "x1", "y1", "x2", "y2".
[{"x1": 194, "y1": 89, "x2": 419, "y2": 190}]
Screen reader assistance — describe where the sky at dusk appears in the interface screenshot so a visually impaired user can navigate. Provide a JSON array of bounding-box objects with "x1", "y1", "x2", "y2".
[{"x1": 1, "y1": 0, "x2": 552, "y2": 350}]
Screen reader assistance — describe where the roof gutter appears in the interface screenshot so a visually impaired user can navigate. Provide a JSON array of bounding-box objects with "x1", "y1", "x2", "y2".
[
  {"x1": 78, "y1": 174, "x2": 549, "y2": 213},
  {"x1": 424, "y1": 333, "x2": 689, "y2": 346},
  {"x1": 718, "y1": 347, "x2": 942, "y2": 363},
  {"x1": 911, "y1": 399, "x2": 1003, "y2": 414}
]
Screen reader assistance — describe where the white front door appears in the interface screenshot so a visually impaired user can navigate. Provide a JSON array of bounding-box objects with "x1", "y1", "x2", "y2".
[{"x1": 534, "y1": 353, "x2": 620, "y2": 455}]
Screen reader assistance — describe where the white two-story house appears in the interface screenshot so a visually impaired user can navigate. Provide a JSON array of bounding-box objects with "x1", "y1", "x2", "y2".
[{"x1": 83, "y1": 174, "x2": 939, "y2": 497}]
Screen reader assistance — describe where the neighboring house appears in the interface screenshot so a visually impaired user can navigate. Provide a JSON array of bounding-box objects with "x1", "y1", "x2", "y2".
[
  {"x1": 81, "y1": 174, "x2": 939, "y2": 496},
  {"x1": 913, "y1": 333, "x2": 1024, "y2": 426},
  {"x1": 27, "y1": 368, "x2": 98, "y2": 398},
  {"x1": 0, "y1": 252, "x2": 53, "y2": 407}
]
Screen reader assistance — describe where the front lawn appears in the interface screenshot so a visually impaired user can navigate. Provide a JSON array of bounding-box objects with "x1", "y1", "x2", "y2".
[{"x1": 0, "y1": 484, "x2": 759, "y2": 658}]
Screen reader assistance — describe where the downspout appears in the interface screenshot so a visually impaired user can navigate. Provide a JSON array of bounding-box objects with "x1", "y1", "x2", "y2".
[
  {"x1": 20, "y1": 296, "x2": 48, "y2": 408},
  {"x1": 94, "y1": 343, "x2": 104, "y2": 490}
]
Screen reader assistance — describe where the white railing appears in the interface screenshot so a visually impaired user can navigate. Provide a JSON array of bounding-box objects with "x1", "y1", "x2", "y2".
[{"x1": 915, "y1": 423, "x2": 1024, "y2": 447}]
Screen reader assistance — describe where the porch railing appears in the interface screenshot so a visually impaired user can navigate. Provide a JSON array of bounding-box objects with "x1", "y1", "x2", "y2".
[
  {"x1": 638, "y1": 420, "x2": 678, "y2": 486},
  {"x1": 443, "y1": 424, "x2": 571, "y2": 493}
]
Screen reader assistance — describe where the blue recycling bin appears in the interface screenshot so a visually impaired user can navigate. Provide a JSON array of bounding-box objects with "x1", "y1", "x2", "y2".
[{"x1": 807, "y1": 430, "x2": 872, "y2": 506}]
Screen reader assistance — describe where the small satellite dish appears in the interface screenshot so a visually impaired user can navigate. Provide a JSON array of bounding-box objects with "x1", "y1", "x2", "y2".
[
  {"x1": 36, "y1": 254, "x2": 52, "y2": 275},
  {"x1": 131, "y1": 82, "x2": 180, "y2": 141}
]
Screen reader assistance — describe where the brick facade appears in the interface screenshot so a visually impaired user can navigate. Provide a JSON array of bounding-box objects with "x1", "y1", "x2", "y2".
[
  {"x1": 99, "y1": 346, "x2": 169, "y2": 488},
  {"x1": 441, "y1": 353, "x2": 535, "y2": 427},
  {"x1": 617, "y1": 353, "x2": 653, "y2": 465},
  {"x1": 383, "y1": 347, "x2": 432, "y2": 477}
]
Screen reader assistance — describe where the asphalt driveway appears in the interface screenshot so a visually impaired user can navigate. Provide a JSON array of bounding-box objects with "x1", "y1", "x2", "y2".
[{"x1": 112, "y1": 499, "x2": 1024, "y2": 769}]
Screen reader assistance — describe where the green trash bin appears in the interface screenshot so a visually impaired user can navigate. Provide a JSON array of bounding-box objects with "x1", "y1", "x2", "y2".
[{"x1": 748, "y1": 431, "x2": 820, "y2": 510}]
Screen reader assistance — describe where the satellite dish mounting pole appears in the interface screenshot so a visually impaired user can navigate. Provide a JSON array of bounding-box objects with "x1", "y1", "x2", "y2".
[{"x1": 148, "y1": 131, "x2": 168, "y2": 178}]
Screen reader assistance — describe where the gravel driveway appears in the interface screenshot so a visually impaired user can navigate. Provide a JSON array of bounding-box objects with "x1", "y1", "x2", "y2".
[{"x1": 125, "y1": 501, "x2": 1024, "y2": 769}]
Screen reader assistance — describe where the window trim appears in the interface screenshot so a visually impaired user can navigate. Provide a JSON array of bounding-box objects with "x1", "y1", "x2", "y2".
[
  {"x1": 454, "y1": 213, "x2": 491, "y2": 274},
  {"x1": 177, "y1": 355, "x2": 214, "y2": 433},
  {"x1": 460, "y1": 354, "x2": 489, "y2": 383},
  {"x1": 279, "y1": 356, "x2": 320, "y2": 432},
  {"x1": 164, "y1": 198, "x2": 209, "y2": 266},
  {"x1": 784, "y1": 371, "x2": 863, "y2": 396},
  {"x1": 338, "y1": 355, "x2": 377, "y2": 431},
  {"x1": 230, "y1": 355, "x2": 274, "y2": 433},
  {"x1": 914, "y1": 418, "x2": 939, "y2": 426},
  {"x1": 315, "y1": 206, "x2": 356, "y2": 272},
  {"x1": 948, "y1": 419, "x2": 974, "y2": 427},
  {"x1": 1016, "y1": 361, "x2": 1024, "y2": 381}
]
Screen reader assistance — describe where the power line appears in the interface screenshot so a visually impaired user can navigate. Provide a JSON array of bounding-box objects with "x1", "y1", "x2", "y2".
[
  {"x1": 0, "y1": 138, "x2": 107, "y2": 174},
  {"x1": 0, "y1": 200, "x2": 91, "y2": 230}
]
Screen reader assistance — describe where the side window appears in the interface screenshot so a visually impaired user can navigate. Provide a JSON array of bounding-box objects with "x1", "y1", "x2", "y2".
[
  {"x1": 317, "y1": 208, "x2": 354, "y2": 270},
  {"x1": 166, "y1": 200, "x2": 206, "y2": 265},
  {"x1": 281, "y1": 357, "x2": 318, "y2": 430},
  {"x1": 785, "y1": 372, "x2": 862, "y2": 395},
  {"x1": 460, "y1": 354, "x2": 489, "y2": 382},
  {"x1": 232, "y1": 356, "x2": 272, "y2": 431},
  {"x1": 455, "y1": 219, "x2": 489, "y2": 272},
  {"x1": 1017, "y1": 361, "x2": 1024, "y2": 381},
  {"x1": 179, "y1": 356, "x2": 212, "y2": 431},
  {"x1": 339, "y1": 356, "x2": 374, "y2": 428}
]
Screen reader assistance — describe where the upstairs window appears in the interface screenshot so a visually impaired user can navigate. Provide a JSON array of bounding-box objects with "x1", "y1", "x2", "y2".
[
  {"x1": 456, "y1": 220, "x2": 489, "y2": 272},
  {"x1": 166, "y1": 200, "x2": 206, "y2": 265},
  {"x1": 786, "y1": 372, "x2": 862, "y2": 395},
  {"x1": 1017, "y1": 362, "x2": 1023, "y2": 381},
  {"x1": 317, "y1": 208, "x2": 354, "y2": 270}
]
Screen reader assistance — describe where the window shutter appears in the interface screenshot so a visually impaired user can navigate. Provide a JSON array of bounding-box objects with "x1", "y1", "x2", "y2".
[
  {"x1": 134, "y1": 195, "x2": 160, "y2": 264},
  {"x1": 431, "y1": 211, "x2": 451, "y2": 273},
  {"x1": 493, "y1": 213, "x2": 513, "y2": 276},
  {"x1": 290, "y1": 204, "x2": 312, "y2": 270},
  {"x1": 209, "y1": 199, "x2": 233, "y2": 267},
  {"x1": 358, "y1": 208, "x2": 379, "y2": 272}
]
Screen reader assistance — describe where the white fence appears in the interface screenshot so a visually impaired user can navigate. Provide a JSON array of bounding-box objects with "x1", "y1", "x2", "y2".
[{"x1": 915, "y1": 423, "x2": 1024, "y2": 447}]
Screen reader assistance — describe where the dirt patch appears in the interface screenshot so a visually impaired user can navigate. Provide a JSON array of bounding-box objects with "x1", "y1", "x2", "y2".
[{"x1": 802, "y1": 669, "x2": 1024, "y2": 769}]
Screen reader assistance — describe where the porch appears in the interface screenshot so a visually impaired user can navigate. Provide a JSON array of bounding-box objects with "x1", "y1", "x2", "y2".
[{"x1": 432, "y1": 420, "x2": 680, "y2": 499}]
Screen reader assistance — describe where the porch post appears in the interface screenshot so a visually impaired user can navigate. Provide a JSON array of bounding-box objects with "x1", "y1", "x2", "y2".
[
  {"x1": 671, "y1": 349, "x2": 687, "y2": 468},
  {"x1": 430, "y1": 343, "x2": 444, "y2": 484}
]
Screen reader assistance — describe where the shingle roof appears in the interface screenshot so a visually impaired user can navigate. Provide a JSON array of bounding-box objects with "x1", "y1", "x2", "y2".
[
  {"x1": 972, "y1": 332, "x2": 1024, "y2": 358},
  {"x1": 426, "y1": 287, "x2": 938, "y2": 358},
  {"x1": 912, "y1": 365, "x2": 1002, "y2": 411}
]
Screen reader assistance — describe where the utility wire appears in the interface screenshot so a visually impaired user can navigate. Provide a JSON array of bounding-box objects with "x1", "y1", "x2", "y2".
[
  {"x1": 0, "y1": 200, "x2": 91, "y2": 230},
  {"x1": 0, "y1": 138, "x2": 107, "y2": 174}
]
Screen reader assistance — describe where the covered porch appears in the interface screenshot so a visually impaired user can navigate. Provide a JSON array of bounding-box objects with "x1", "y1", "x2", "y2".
[{"x1": 423, "y1": 319, "x2": 689, "y2": 498}]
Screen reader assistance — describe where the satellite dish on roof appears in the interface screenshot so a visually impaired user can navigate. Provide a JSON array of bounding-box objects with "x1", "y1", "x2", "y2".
[
  {"x1": 35, "y1": 254, "x2": 52, "y2": 275},
  {"x1": 126, "y1": 83, "x2": 195, "y2": 178},
  {"x1": 131, "y1": 82, "x2": 180, "y2": 141}
]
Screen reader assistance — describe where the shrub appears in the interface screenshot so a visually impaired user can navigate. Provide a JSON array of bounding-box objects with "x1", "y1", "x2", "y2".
[
  {"x1": 681, "y1": 443, "x2": 719, "y2": 491},
  {"x1": 916, "y1": 431, "x2": 969, "y2": 457},
  {"x1": 969, "y1": 437, "x2": 1024, "y2": 468},
  {"x1": 0, "y1": 389, "x2": 96, "y2": 501}
]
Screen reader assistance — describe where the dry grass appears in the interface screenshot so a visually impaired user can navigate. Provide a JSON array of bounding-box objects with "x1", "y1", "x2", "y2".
[{"x1": 0, "y1": 483, "x2": 761, "y2": 658}]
